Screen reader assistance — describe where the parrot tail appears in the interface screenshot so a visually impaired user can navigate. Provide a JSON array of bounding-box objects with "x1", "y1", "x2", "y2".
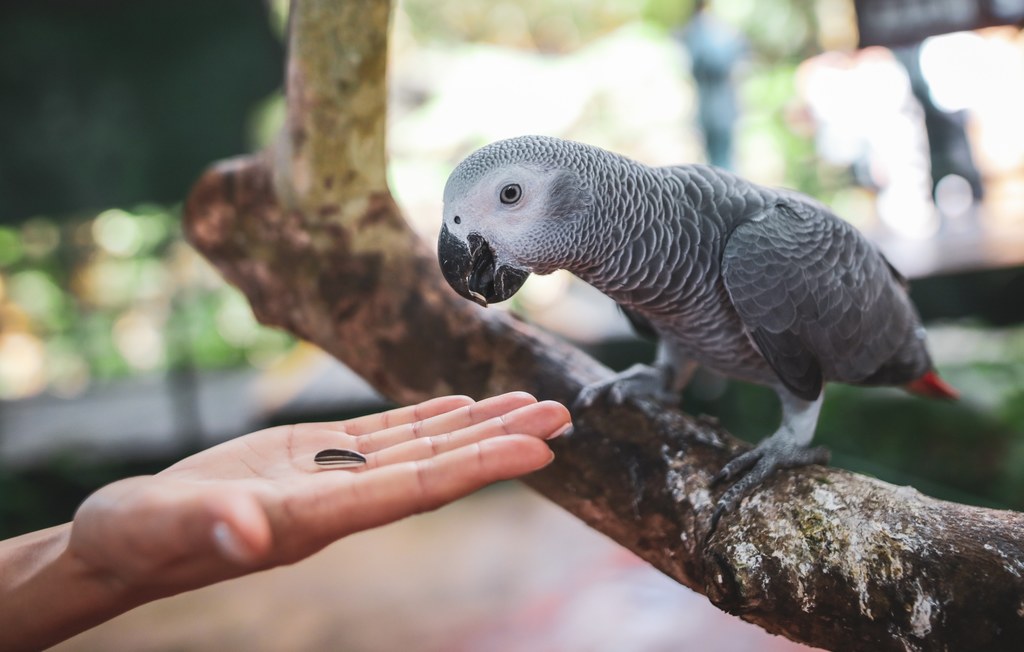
[{"x1": 905, "y1": 370, "x2": 959, "y2": 400}]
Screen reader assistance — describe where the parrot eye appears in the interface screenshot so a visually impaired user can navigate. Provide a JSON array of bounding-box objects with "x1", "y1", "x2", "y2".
[
  {"x1": 499, "y1": 183, "x2": 522, "y2": 205},
  {"x1": 453, "y1": 216, "x2": 462, "y2": 224}
]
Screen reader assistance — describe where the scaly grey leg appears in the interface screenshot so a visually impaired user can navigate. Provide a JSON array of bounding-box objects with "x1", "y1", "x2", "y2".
[
  {"x1": 711, "y1": 390, "x2": 829, "y2": 523},
  {"x1": 575, "y1": 341, "x2": 695, "y2": 409}
]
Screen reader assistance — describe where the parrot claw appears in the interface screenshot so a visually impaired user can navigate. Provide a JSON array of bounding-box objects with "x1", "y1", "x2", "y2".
[
  {"x1": 710, "y1": 442, "x2": 830, "y2": 528},
  {"x1": 574, "y1": 364, "x2": 679, "y2": 412}
]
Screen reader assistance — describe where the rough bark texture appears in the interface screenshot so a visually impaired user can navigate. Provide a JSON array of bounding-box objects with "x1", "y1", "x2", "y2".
[{"x1": 183, "y1": 2, "x2": 1024, "y2": 650}]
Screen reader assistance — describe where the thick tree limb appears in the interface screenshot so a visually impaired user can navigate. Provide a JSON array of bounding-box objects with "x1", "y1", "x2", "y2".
[{"x1": 183, "y1": 1, "x2": 1024, "y2": 650}]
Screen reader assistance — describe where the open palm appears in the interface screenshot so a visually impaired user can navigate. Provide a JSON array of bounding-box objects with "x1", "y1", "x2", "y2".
[{"x1": 66, "y1": 392, "x2": 570, "y2": 602}]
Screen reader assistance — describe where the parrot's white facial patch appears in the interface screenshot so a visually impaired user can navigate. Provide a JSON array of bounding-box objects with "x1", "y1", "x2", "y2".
[{"x1": 443, "y1": 164, "x2": 560, "y2": 271}]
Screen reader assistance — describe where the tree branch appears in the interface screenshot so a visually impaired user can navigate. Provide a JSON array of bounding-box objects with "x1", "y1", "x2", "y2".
[{"x1": 183, "y1": 1, "x2": 1024, "y2": 650}]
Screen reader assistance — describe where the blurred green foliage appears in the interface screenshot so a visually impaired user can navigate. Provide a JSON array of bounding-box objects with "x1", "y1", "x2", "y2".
[
  {"x1": 0, "y1": 1, "x2": 291, "y2": 401},
  {"x1": 0, "y1": 206, "x2": 295, "y2": 400}
]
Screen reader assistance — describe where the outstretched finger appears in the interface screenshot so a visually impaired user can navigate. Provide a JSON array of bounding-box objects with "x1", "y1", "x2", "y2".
[
  {"x1": 362, "y1": 401, "x2": 570, "y2": 469},
  {"x1": 332, "y1": 395, "x2": 475, "y2": 436},
  {"x1": 288, "y1": 435, "x2": 555, "y2": 542},
  {"x1": 353, "y1": 391, "x2": 538, "y2": 453}
]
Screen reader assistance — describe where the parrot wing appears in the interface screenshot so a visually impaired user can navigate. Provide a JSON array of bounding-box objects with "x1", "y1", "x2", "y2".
[{"x1": 721, "y1": 199, "x2": 914, "y2": 400}]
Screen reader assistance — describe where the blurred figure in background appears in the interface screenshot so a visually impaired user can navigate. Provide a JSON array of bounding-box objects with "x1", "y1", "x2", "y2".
[
  {"x1": 677, "y1": 0, "x2": 746, "y2": 170},
  {"x1": 892, "y1": 42, "x2": 985, "y2": 231}
]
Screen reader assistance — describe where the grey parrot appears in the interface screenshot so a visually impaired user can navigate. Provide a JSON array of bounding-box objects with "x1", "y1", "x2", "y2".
[{"x1": 436, "y1": 135, "x2": 956, "y2": 514}]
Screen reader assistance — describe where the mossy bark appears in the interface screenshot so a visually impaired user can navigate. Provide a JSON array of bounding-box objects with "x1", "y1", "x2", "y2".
[{"x1": 183, "y1": 1, "x2": 1024, "y2": 650}]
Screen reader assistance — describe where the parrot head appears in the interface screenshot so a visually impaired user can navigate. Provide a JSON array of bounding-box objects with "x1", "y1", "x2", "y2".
[{"x1": 437, "y1": 138, "x2": 593, "y2": 307}]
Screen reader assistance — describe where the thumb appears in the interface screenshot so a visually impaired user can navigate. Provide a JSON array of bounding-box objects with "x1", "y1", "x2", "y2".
[{"x1": 205, "y1": 490, "x2": 273, "y2": 565}]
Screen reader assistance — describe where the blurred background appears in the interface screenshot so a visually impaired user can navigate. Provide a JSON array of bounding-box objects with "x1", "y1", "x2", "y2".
[{"x1": 1, "y1": 0, "x2": 1023, "y2": 650}]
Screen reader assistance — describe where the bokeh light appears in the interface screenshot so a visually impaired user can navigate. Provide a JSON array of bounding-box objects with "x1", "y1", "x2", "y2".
[
  {"x1": 112, "y1": 308, "x2": 166, "y2": 371},
  {"x1": 0, "y1": 331, "x2": 46, "y2": 399},
  {"x1": 93, "y1": 208, "x2": 145, "y2": 258},
  {"x1": 20, "y1": 218, "x2": 60, "y2": 259},
  {"x1": 0, "y1": 202, "x2": 297, "y2": 400}
]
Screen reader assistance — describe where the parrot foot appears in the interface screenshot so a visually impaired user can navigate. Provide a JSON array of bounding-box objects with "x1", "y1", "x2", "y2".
[
  {"x1": 574, "y1": 364, "x2": 679, "y2": 411},
  {"x1": 710, "y1": 441, "x2": 830, "y2": 528}
]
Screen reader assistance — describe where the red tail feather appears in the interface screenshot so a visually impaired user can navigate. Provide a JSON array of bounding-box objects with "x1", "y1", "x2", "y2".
[{"x1": 905, "y1": 371, "x2": 959, "y2": 400}]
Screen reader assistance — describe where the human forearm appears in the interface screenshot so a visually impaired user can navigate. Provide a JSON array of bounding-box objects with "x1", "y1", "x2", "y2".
[
  {"x1": 0, "y1": 393, "x2": 568, "y2": 650},
  {"x1": 0, "y1": 524, "x2": 131, "y2": 652}
]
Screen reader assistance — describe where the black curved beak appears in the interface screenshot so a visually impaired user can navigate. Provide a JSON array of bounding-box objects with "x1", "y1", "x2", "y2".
[{"x1": 437, "y1": 224, "x2": 529, "y2": 307}]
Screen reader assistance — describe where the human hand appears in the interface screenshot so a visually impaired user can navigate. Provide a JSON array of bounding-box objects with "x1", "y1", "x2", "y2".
[{"x1": 67, "y1": 392, "x2": 569, "y2": 603}]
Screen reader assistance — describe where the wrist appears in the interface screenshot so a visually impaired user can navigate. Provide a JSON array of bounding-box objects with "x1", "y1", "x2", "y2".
[{"x1": 0, "y1": 524, "x2": 134, "y2": 651}]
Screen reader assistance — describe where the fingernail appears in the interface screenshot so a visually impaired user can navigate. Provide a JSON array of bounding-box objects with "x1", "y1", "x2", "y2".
[
  {"x1": 541, "y1": 448, "x2": 556, "y2": 467},
  {"x1": 547, "y1": 423, "x2": 573, "y2": 440},
  {"x1": 213, "y1": 521, "x2": 252, "y2": 564}
]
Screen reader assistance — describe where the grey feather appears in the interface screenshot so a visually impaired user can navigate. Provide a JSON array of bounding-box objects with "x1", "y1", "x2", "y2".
[
  {"x1": 439, "y1": 135, "x2": 932, "y2": 397},
  {"x1": 721, "y1": 198, "x2": 932, "y2": 397},
  {"x1": 439, "y1": 135, "x2": 945, "y2": 511}
]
